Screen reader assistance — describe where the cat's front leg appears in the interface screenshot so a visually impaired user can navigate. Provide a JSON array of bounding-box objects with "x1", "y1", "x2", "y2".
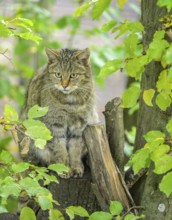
[
  {"x1": 68, "y1": 135, "x2": 86, "y2": 178},
  {"x1": 52, "y1": 137, "x2": 69, "y2": 166}
]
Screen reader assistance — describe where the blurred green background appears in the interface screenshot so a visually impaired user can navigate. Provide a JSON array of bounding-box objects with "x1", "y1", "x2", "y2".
[{"x1": 0, "y1": 0, "x2": 139, "y2": 155}]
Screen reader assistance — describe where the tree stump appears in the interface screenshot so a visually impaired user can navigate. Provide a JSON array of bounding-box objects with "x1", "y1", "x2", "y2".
[
  {"x1": 37, "y1": 169, "x2": 100, "y2": 220},
  {"x1": 83, "y1": 124, "x2": 135, "y2": 211}
]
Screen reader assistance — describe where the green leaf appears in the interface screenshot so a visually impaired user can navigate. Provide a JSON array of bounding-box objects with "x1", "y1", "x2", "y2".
[
  {"x1": 162, "y1": 45, "x2": 172, "y2": 66},
  {"x1": 23, "y1": 119, "x2": 52, "y2": 141},
  {"x1": 0, "y1": 21, "x2": 12, "y2": 37},
  {"x1": 37, "y1": 193, "x2": 53, "y2": 210},
  {"x1": 109, "y1": 201, "x2": 123, "y2": 216},
  {"x1": 98, "y1": 59, "x2": 124, "y2": 80},
  {"x1": 155, "y1": 92, "x2": 171, "y2": 111},
  {"x1": 9, "y1": 17, "x2": 33, "y2": 29},
  {"x1": 143, "y1": 130, "x2": 165, "y2": 143},
  {"x1": 92, "y1": 0, "x2": 112, "y2": 20},
  {"x1": 157, "y1": 0, "x2": 172, "y2": 12},
  {"x1": 35, "y1": 139, "x2": 47, "y2": 149},
  {"x1": 0, "y1": 150, "x2": 13, "y2": 164},
  {"x1": 154, "y1": 154, "x2": 172, "y2": 174},
  {"x1": 124, "y1": 213, "x2": 144, "y2": 220},
  {"x1": 121, "y1": 83, "x2": 140, "y2": 108},
  {"x1": 125, "y1": 56, "x2": 147, "y2": 79},
  {"x1": 156, "y1": 70, "x2": 172, "y2": 94},
  {"x1": 12, "y1": 162, "x2": 30, "y2": 173},
  {"x1": 20, "y1": 207, "x2": 36, "y2": 220},
  {"x1": 154, "y1": 30, "x2": 166, "y2": 40},
  {"x1": 66, "y1": 206, "x2": 89, "y2": 219},
  {"x1": 35, "y1": 167, "x2": 58, "y2": 185},
  {"x1": 0, "y1": 177, "x2": 21, "y2": 203},
  {"x1": 4, "y1": 104, "x2": 19, "y2": 122},
  {"x1": 73, "y1": 1, "x2": 91, "y2": 17},
  {"x1": 147, "y1": 31, "x2": 169, "y2": 61},
  {"x1": 16, "y1": 32, "x2": 42, "y2": 44},
  {"x1": 128, "y1": 21, "x2": 144, "y2": 33},
  {"x1": 124, "y1": 34, "x2": 140, "y2": 57},
  {"x1": 146, "y1": 138, "x2": 165, "y2": 153},
  {"x1": 28, "y1": 105, "x2": 48, "y2": 119},
  {"x1": 159, "y1": 171, "x2": 172, "y2": 197},
  {"x1": 112, "y1": 21, "x2": 144, "y2": 39},
  {"x1": 48, "y1": 163, "x2": 70, "y2": 175},
  {"x1": 49, "y1": 209, "x2": 64, "y2": 220},
  {"x1": 19, "y1": 177, "x2": 42, "y2": 196},
  {"x1": 151, "y1": 144, "x2": 170, "y2": 162},
  {"x1": 130, "y1": 148, "x2": 150, "y2": 174},
  {"x1": 101, "y1": 20, "x2": 117, "y2": 32},
  {"x1": 117, "y1": 0, "x2": 128, "y2": 8},
  {"x1": 88, "y1": 211, "x2": 112, "y2": 220},
  {"x1": 143, "y1": 89, "x2": 155, "y2": 107},
  {"x1": 166, "y1": 118, "x2": 172, "y2": 136}
]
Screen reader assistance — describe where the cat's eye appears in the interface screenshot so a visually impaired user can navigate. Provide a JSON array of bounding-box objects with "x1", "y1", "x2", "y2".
[
  {"x1": 55, "y1": 72, "x2": 62, "y2": 78},
  {"x1": 70, "y1": 73, "x2": 78, "y2": 78}
]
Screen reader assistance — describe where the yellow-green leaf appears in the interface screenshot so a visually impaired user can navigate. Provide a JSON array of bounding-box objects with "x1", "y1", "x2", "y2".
[
  {"x1": 20, "y1": 207, "x2": 36, "y2": 220},
  {"x1": 109, "y1": 201, "x2": 123, "y2": 216},
  {"x1": 28, "y1": 105, "x2": 48, "y2": 119},
  {"x1": 49, "y1": 209, "x2": 64, "y2": 220},
  {"x1": 92, "y1": 0, "x2": 112, "y2": 20},
  {"x1": 4, "y1": 104, "x2": 19, "y2": 122},
  {"x1": 143, "y1": 89, "x2": 155, "y2": 107},
  {"x1": 159, "y1": 171, "x2": 172, "y2": 197},
  {"x1": 73, "y1": 1, "x2": 91, "y2": 17},
  {"x1": 156, "y1": 92, "x2": 171, "y2": 111},
  {"x1": 117, "y1": 0, "x2": 128, "y2": 8},
  {"x1": 154, "y1": 154, "x2": 172, "y2": 174},
  {"x1": 121, "y1": 83, "x2": 141, "y2": 108}
]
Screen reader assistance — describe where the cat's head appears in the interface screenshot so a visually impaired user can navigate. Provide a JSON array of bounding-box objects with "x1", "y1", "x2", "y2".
[{"x1": 45, "y1": 48, "x2": 92, "y2": 94}]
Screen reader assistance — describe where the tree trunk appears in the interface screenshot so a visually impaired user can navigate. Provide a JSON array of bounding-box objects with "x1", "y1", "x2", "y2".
[{"x1": 134, "y1": 0, "x2": 172, "y2": 218}]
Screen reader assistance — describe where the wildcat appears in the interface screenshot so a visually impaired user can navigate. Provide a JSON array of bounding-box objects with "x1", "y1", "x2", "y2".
[{"x1": 19, "y1": 48, "x2": 99, "y2": 178}]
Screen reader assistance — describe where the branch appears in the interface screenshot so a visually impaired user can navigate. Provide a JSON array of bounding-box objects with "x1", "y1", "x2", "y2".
[
  {"x1": 103, "y1": 97, "x2": 125, "y2": 173},
  {"x1": 0, "y1": 49, "x2": 15, "y2": 68}
]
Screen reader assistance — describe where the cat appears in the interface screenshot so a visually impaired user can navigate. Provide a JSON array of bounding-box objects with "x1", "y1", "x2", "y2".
[{"x1": 19, "y1": 47, "x2": 99, "y2": 178}]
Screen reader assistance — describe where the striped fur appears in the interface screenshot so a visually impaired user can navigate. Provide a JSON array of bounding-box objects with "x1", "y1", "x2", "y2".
[{"x1": 20, "y1": 48, "x2": 99, "y2": 178}]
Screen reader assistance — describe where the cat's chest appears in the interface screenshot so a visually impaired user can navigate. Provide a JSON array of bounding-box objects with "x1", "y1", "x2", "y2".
[{"x1": 42, "y1": 103, "x2": 89, "y2": 126}]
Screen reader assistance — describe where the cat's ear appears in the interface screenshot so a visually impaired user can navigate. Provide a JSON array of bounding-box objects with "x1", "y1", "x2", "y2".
[
  {"x1": 45, "y1": 48, "x2": 60, "y2": 63},
  {"x1": 74, "y1": 48, "x2": 90, "y2": 65}
]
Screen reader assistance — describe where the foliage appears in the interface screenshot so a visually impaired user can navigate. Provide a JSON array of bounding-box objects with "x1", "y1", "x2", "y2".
[
  {"x1": 0, "y1": 17, "x2": 42, "y2": 43},
  {"x1": 1, "y1": 0, "x2": 172, "y2": 219},
  {"x1": 74, "y1": 0, "x2": 172, "y2": 199},
  {"x1": 0, "y1": 103, "x2": 142, "y2": 219}
]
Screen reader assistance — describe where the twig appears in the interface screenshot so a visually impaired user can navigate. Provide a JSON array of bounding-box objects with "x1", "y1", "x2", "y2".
[
  {"x1": 0, "y1": 49, "x2": 16, "y2": 69},
  {"x1": 121, "y1": 205, "x2": 144, "y2": 218}
]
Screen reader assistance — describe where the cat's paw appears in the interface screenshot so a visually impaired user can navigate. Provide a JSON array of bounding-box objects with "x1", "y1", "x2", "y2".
[
  {"x1": 58, "y1": 172, "x2": 71, "y2": 179},
  {"x1": 70, "y1": 165, "x2": 84, "y2": 178}
]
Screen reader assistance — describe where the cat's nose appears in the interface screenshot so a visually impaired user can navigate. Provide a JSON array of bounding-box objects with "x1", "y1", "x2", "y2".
[
  {"x1": 61, "y1": 80, "x2": 69, "y2": 89},
  {"x1": 62, "y1": 84, "x2": 68, "y2": 89}
]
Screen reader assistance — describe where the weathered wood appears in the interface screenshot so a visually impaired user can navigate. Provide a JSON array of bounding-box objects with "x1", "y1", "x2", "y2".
[
  {"x1": 104, "y1": 97, "x2": 125, "y2": 173},
  {"x1": 83, "y1": 124, "x2": 134, "y2": 211}
]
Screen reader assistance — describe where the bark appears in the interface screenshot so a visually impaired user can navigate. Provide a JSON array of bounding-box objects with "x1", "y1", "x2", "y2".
[
  {"x1": 104, "y1": 97, "x2": 125, "y2": 173},
  {"x1": 133, "y1": 0, "x2": 172, "y2": 218},
  {"x1": 83, "y1": 124, "x2": 135, "y2": 212}
]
